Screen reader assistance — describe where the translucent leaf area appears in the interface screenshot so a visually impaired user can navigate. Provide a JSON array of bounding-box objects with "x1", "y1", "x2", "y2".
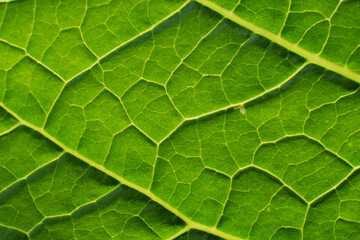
[{"x1": 1, "y1": 0, "x2": 360, "y2": 239}]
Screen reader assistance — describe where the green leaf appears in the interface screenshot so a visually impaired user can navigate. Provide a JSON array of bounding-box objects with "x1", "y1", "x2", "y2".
[{"x1": 1, "y1": 0, "x2": 360, "y2": 239}]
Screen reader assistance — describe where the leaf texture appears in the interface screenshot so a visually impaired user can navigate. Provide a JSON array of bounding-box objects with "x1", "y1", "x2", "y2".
[{"x1": 0, "y1": 0, "x2": 360, "y2": 239}]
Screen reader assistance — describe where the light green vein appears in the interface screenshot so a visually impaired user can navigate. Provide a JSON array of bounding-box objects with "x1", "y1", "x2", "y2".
[
  {"x1": 195, "y1": 0, "x2": 360, "y2": 84},
  {"x1": 0, "y1": 102, "x2": 244, "y2": 240}
]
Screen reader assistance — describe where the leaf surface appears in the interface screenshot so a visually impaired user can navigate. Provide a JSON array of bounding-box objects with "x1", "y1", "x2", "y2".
[{"x1": 1, "y1": 0, "x2": 360, "y2": 239}]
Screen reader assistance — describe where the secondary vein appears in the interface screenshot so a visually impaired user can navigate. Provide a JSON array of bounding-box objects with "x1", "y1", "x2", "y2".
[
  {"x1": 0, "y1": 102, "x2": 243, "y2": 240},
  {"x1": 195, "y1": 0, "x2": 360, "y2": 84}
]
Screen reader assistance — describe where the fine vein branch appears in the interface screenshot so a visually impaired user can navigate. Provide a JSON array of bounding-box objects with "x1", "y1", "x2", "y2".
[{"x1": 195, "y1": 0, "x2": 360, "y2": 84}]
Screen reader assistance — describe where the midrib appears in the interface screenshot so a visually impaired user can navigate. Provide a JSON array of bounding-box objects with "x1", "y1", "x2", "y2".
[
  {"x1": 0, "y1": 102, "x2": 243, "y2": 240},
  {"x1": 195, "y1": 0, "x2": 360, "y2": 84}
]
